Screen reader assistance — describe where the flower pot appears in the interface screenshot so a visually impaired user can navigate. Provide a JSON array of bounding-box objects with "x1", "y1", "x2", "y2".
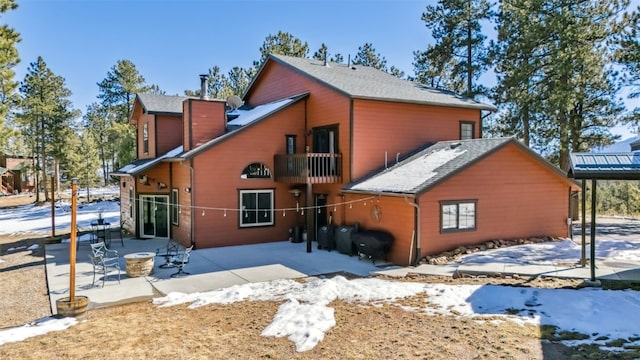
[{"x1": 56, "y1": 296, "x2": 89, "y2": 317}]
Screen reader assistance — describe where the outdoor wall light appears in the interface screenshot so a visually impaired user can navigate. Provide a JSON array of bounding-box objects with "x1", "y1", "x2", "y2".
[{"x1": 185, "y1": 187, "x2": 191, "y2": 193}]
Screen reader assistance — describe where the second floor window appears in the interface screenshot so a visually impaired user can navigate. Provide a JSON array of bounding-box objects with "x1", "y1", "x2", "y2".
[
  {"x1": 143, "y1": 123, "x2": 149, "y2": 154},
  {"x1": 460, "y1": 122, "x2": 474, "y2": 140}
]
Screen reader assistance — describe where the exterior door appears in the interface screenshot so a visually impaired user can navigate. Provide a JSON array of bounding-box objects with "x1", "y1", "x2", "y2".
[
  {"x1": 140, "y1": 195, "x2": 169, "y2": 238},
  {"x1": 312, "y1": 127, "x2": 338, "y2": 175}
]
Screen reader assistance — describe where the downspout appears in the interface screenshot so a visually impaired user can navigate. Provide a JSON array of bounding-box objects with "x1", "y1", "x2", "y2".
[
  {"x1": 404, "y1": 196, "x2": 420, "y2": 265},
  {"x1": 190, "y1": 159, "x2": 195, "y2": 248}
]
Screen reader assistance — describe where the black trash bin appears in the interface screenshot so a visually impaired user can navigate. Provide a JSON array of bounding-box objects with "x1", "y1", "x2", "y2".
[
  {"x1": 291, "y1": 225, "x2": 303, "y2": 243},
  {"x1": 317, "y1": 225, "x2": 335, "y2": 251}
]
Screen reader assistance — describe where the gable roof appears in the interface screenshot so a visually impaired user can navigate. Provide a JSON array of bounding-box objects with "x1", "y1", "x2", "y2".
[
  {"x1": 568, "y1": 152, "x2": 640, "y2": 180},
  {"x1": 260, "y1": 54, "x2": 496, "y2": 111},
  {"x1": 344, "y1": 138, "x2": 573, "y2": 196},
  {"x1": 136, "y1": 93, "x2": 191, "y2": 115}
]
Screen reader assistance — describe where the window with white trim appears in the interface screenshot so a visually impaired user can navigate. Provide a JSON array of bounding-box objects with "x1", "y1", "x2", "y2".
[
  {"x1": 239, "y1": 189, "x2": 274, "y2": 227},
  {"x1": 440, "y1": 200, "x2": 476, "y2": 232}
]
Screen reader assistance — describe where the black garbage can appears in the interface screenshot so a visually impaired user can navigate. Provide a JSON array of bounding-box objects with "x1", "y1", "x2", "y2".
[
  {"x1": 291, "y1": 225, "x2": 303, "y2": 243},
  {"x1": 318, "y1": 225, "x2": 335, "y2": 251}
]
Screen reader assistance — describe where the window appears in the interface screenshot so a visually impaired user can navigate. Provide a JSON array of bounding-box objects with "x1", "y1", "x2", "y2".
[
  {"x1": 440, "y1": 200, "x2": 476, "y2": 232},
  {"x1": 171, "y1": 189, "x2": 179, "y2": 225},
  {"x1": 241, "y1": 162, "x2": 271, "y2": 179},
  {"x1": 143, "y1": 123, "x2": 149, "y2": 154},
  {"x1": 460, "y1": 121, "x2": 475, "y2": 140},
  {"x1": 240, "y1": 189, "x2": 274, "y2": 227}
]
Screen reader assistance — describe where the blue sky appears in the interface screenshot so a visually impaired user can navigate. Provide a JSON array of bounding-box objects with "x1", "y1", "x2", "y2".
[{"x1": 5, "y1": 0, "x2": 638, "y2": 140}]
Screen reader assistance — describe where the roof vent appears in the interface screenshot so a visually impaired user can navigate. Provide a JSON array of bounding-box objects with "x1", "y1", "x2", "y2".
[{"x1": 449, "y1": 142, "x2": 462, "y2": 149}]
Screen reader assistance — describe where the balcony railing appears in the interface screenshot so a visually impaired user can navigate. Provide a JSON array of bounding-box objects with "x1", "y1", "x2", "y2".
[{"x1": 274, "y1": 153, "x2": 342, "y2": 184}]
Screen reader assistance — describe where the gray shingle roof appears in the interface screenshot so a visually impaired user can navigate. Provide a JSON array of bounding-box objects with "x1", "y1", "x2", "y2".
[
  {"x1": 269, "y1": 54, "x2": 496, "y2": 111},
  {"x1": 568, "y1": 152, "x2": 640, "y2": 180},
  {"x1": 137, "y1": 93, "x2": 190, "y2": 114},
  {"x1": 344, "y1": 138, "x2": 518, "y2": 195}
]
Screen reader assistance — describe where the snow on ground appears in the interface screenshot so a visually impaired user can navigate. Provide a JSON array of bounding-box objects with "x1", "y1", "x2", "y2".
[
  {"x1": 0, "y1": 186, "x2": 120, "y2": 236},
  {"x1": 1, "y1": 188, "x2": 640, "y2": 353}
]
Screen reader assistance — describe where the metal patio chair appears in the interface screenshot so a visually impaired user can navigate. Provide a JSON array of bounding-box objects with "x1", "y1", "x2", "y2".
[
  {"x1": 89, "y1": 252, "x2": 121, "y2": 287},
  {"x1": 170, "y1": 245, "x2": 194, "y2": 278}
]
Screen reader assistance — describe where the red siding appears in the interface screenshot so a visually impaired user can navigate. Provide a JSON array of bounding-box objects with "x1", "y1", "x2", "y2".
[
  {"x1": 247, "y1": 62, "x2": 352, "y2": 181},
  {"x1": 170, "y1": 161, "x2": 192, "y2": 247},
  {"x1": 191, "y1": 101, "x2": 306, "y2": 248},
  {"x1": 352, "y1": 99, "x2": 481, "y2": 180},
  {"x1": 418, "y1": 143, "x2": 573, "y2": 257},
  {"x1": 186, "y1": 99, "x2": 227, "y2": 150},
  {"x1": 155, "y1": 114, "x2": 182, "y2": 155},
  {"x1": 343, "y1": 194, "x2": 417, "y2": 266}
]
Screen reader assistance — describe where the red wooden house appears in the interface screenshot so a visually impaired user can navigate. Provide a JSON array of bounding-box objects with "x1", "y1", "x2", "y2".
[
  {"x1": 113, "y1": 54, "x2": 579, "y2": 265},
  {"x1": 1, "y1": 155, "x2": 35, "y2": 195}
]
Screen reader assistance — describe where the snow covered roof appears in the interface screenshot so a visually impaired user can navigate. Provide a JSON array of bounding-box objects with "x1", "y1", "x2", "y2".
[
  {"x1": 345, "y1": 138, "x2": 515, "y2": 195},
  {"x1": 226, "y1": 98, "x2": 294, "y2": 127},
  {"x1": 112, "y1": 145, "x2": 183, "y2": 176},
  {"x1": 265, "y1": 54, "x2": 496, "y2": 111}
]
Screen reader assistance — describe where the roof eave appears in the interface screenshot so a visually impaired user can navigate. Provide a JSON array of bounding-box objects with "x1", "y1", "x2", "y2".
[{"x1": 352, "y1": 96, "x2": 497, "y2": 112}]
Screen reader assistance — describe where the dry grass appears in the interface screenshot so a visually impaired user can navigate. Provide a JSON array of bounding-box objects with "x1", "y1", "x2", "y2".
[{"x1": 1, "y1": 197, "x2": 639, "y2": 359}]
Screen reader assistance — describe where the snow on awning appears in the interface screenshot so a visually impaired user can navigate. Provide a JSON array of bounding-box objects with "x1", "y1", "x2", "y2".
[{"x1": 112, "y1": 145, "x2": 183, "y2": 176}]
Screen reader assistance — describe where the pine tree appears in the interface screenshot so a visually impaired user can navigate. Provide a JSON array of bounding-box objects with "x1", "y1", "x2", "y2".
[
  {"x1": 17, "y1": 57, "x2": 76, "y2": 201},
  {"x1": 413, "y1": 0, "x2": 494, "y2": 98},
  {"x1": 254, "y1": 31, "x2": 309, "y2": 68},
  {"x1": 96, "y1": 60, "x2": 157, "y2": 171},
  {"x1": 0, "y1": 0, "x2": 20, "y2": 151},
  {"x1": 352, "y1": 43, "x2": 388, "y2": 71}
]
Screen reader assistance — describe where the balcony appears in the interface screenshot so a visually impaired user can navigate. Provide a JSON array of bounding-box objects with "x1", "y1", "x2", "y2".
[{"x1": 274, "y1": 153, "x2": 342, "y2": 184}]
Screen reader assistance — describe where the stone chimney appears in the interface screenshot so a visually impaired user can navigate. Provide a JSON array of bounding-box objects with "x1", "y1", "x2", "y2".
[{"x1": 199, "y1": 74, "x2": 209, "y2": 100}]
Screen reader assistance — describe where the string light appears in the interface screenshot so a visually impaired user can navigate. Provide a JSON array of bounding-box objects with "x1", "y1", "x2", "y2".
[{"x1": 120, "y1": 193, "x2": 376, "y2": 217}]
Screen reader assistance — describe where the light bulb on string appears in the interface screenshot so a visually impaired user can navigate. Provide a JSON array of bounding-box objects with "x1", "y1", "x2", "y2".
[
  {"x1": 202, "y1": 209, "x2": 205, "y2": 216},
  {"x1": 224, "y1": 209, "x2": 227, "y2": 217},
  {"x1": 349, "y1": 203, "x2": 352, "y2": 209},
  {"x1": 301, "y1": 208, "x2": 304, "y2": 215},
  {"x1": 318, "y1": 207, "x2": 321, "y2": 214},
  {"x1": 283, "y1": 210, "x2": 286, "y2": 217}
]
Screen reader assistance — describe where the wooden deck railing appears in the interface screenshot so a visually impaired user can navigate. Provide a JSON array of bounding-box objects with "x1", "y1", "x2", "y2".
[{"x1": 274, "y1": 153, "x2": 342, "y2": 184}]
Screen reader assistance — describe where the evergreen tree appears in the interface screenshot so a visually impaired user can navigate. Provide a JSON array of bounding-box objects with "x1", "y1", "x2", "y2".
[
  {"x1": 616, "y1": 7, "x2": 640, "y2": 126},
  {"x1": 17, "y1": 56, "x2": 76, "y2": 201},
  {"x1": 413, "y1": 0, "x2": 494, "y2": 98},
  {"x1": 492, "y1": 0, "x2": 626, "y2": 170},
  {"x1": 96, "y1": 60, "x2": 157, "y2": 171},
  {"x1": 254, "y1": 31, "x2": 309, "y2": 68},
  {"x1": 352, "y1": 43, "x2": 388, "y2": 71},
  {"x1": 0, "y1": 0, "x2": 20, "y2": 151}
]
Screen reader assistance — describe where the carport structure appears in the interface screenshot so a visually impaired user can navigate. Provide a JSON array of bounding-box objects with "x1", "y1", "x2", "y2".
[{"x1": 568, "y1": 152, "x2": 640, "y2": 281}]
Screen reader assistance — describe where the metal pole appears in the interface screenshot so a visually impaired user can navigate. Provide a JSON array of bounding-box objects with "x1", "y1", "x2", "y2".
[
  {"x1": 70, "y1": 178, "x2": 78, "y2": 301},
  {"x1": 306, "y1": 182, "x2": 312, "y2": 253},
  {"x1": 581, "y1": 179, "x2": 586, "y2": 267},
  {"x1": 590, "y1": 179, "x2": 597, "y2": 282},
  {"x1": 50, "y1": 176, "x2": 55, "y2": 238}
]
